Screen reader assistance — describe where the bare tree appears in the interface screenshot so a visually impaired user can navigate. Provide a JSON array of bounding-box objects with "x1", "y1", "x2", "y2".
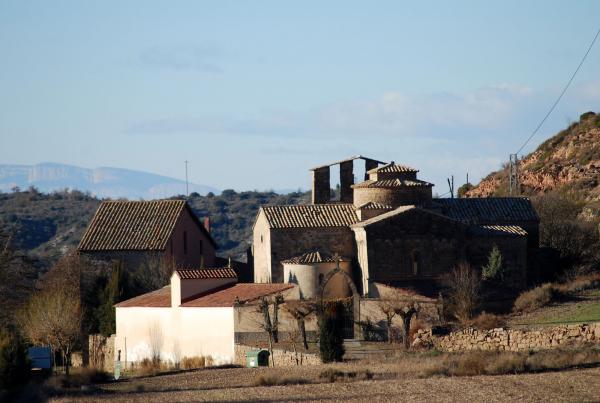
[
  {"x1": 19, "y1": 285, "x2": 82, "y2": 375},
  {"x1": 396, "y1": 303, "x2": 420, "y2": 349},
  {"x1": 257, "y1": 294, "x2": 284, "y2": 366},
  {"x1": 446, "y1": 262, "x2": 481, "y2": 324},
  {"x1": 284, "y1": 300, "x2": 316, "y2": 350},
  {"x1": 378, "y1": 299, "x2": 399, "y2": 344}
]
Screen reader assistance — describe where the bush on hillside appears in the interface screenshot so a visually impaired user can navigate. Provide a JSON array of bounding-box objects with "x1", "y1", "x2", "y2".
[{"x1": 513, "y1": 283, "x2": 561, "y2": 313}]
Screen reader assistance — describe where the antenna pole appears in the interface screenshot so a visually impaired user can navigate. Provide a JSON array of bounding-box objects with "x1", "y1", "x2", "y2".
[
  {"x1": 447, "y1": 175, "x2": 455, "y2": 198},
  {"x1": 185, "y1": 160, "x2": 189, "y2": 197},
  {"x1": 509, "y1": 154, "x2": 519, "y2": 196}
]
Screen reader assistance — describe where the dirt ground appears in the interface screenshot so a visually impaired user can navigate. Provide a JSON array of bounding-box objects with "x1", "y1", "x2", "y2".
[{"x1": 49, "y1": 363, "x2": 600, "y2": 402}]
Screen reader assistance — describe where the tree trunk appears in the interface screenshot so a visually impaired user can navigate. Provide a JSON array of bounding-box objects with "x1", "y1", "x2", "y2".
[
  {"x1": 298, "y1": 318, "x2": 308, "y2": 350},
  {"x1": 387, "y1": 318, "x2": 393, "y2": 344},
  {"x1": 268, "y1": 334, "x2": 274, "y2": 367}
]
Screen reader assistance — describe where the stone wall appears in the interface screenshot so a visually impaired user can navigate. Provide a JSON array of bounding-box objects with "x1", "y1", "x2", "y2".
[
  {"x1": 413, "y1": 323, "x2": 600, "y2": 352},
  {"x1": 234, "y1": 344, "x2": 321, "y2": 367},
  {"x1": 89, "y1": 334, "x2": 116, "y2": 373}
]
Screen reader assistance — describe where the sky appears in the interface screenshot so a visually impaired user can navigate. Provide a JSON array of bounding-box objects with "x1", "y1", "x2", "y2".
[{"x1": 1, "y1": 1, "x2": 599, "y2": 193}]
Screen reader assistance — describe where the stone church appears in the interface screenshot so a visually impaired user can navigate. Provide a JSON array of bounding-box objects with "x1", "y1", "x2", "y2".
[{"x1": 252, "y1": 156, "x2": 539, "y2": 299}]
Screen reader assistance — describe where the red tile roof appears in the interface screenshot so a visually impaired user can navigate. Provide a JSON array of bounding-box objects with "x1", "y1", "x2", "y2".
[
  {"x1": 182, "y1": 283, "x2": 294, "y2": 307},
  {"x1": 78, "y1": 200, "x2": 216, "y2": 251},
  {"x1": 115, "y1": 286, "x2": 171, "y2": 308},
  {"x1": 352, "y1": 178, "x2": 433, "y2": 188},
  {"x1": 115, "y1": 283, "x2": 294, "y2": 308},
  {"x1": 367, "y1": 162, "x2": 418, "y2": 174},
  {"x1": 175, "y1": 268, "x2": 237, "y2": 279},
  {"x1": 281, "y1": 251, "x2": 350, "y2": 264},
  {"x1": 261, "y1": 204, "x2": 358, "y2": 228}
]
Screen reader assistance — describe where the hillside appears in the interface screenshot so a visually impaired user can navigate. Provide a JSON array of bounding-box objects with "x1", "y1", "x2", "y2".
[
  {"x1": 466, "y1": 111, "x2": 600, "y2": 203},
  {"x1": 0, "y1": 162, "x2": 219, "y2": 199},
  {"x1": 0, "y1": 188, "x2": 309, "y2": 269}
]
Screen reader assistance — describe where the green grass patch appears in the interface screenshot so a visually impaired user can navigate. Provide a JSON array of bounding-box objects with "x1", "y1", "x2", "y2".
[{"x1": 515, "y1": 301, "x2": 600, "y2": 326}]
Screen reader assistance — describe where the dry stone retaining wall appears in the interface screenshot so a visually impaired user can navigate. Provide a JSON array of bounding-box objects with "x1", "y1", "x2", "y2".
[
  {"x1": 413, "y1": 323, "x2": 600, "y2": 352},
  {"x1": 234, "y1": 344, "x2": 321, "y2": 367}
]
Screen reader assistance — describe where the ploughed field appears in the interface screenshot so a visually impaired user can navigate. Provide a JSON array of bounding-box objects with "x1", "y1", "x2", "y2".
[{"x1": 49, "y1": 360, "x2": 600, "y2": 402}]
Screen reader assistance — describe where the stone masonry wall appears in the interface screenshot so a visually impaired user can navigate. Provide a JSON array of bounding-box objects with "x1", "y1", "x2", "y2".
[
  {"x1": 89, "y1": 334, "x2": 116, "y2": 373},
  {"x1": 413, "y1": 323, "x2": 600, "y2": 352},
  {"x1": 235, "y1": 344, "x2": 321, "y2": 367}
]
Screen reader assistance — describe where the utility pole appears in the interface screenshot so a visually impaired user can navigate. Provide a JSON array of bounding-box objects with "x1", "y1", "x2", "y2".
[
  {"x1": 509, "y1": 154, "x2": 519, "y2": 196},
  {"x1": 184, "y1": 160, "x2": 189, "y2": 197},
  {"x1": 447, "y1": 175, "x2": 454, "y2": 198}
]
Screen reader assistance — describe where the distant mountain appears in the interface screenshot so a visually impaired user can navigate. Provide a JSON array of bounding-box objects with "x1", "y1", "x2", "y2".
[{"x1": 0, "y1": 163, "x2": 219, "y2": 199}]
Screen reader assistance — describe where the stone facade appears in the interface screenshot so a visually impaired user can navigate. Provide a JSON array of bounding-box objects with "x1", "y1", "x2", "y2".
[
  {"x1": 234, "y1": 344, "x2": 321, "y2": 366},
  {"x1": 413, "y1": 323, "x2": 600, "y2": 352},
  {"x1": 353, "y1": 186, "x2": 432, "y2": 209},
  {"x1": 89, "y1": 334, "x2": 116, "y2": 373}
]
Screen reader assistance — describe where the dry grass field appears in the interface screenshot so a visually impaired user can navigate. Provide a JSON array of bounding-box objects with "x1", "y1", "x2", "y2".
[{"x1": 46, "y1": 354, "x2": 600, "y2": 403}]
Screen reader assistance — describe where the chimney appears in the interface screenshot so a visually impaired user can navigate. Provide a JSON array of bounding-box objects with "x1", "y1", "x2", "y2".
[{"x1": 203, "y1": 217, "x2": 210, "y2": 233}]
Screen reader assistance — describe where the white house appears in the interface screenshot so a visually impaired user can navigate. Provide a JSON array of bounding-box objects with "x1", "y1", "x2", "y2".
[{"x1": 114, "y1": 268, "x2": 294, "y2": 365}]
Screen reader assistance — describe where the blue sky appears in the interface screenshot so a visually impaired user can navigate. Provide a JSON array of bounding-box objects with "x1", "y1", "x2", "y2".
[{"x1": 1, "y1": 1, "x2": 599, "y2": 192}]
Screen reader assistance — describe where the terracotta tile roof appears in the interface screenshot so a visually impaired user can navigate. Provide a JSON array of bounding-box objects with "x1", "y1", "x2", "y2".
[
  {"x1": 281, "y1": 251, "x2": 350, "y2": 264},
  {"x1": 352, "y1": 178, "x2": 433, "y2": 188},
  {"x1": 78, "y1": 200, "x2": 216, "y2": 251},
  {"x1": 175, "y1": 268, "x2": 237, "y2": 279},
  {"x1": 115, "y1": 286, "x2": 171, "y2": 308},
  {"x1": 352, "y1": 205, "x2": 460, "y2": 228},
  {"x1": 116, "y1": 283, "x2": 294, "y2": 308},
  {"x1": 261, "y1": 204, "x2": 358, "y2": 228},
  {"x1": 474, "y1": 225, "x2": 528, "y2": 237},
  {"x1": 433, "y1": 198, "x2": 539, "y2": 224},
  {"x1": 182, "y1": 283, "x2": 294, "y2": 307},
  {"x1": 356, "y1": 202, "x2": 393, "y2": 210},
  {"x1": 367, "y1": 162, "x2": 418, "y2": 174}
]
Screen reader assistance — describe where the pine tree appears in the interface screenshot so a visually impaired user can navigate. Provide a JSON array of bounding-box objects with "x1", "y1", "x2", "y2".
[{"x1": 482, "y1": 245, "x2": 503, "y2": 282}]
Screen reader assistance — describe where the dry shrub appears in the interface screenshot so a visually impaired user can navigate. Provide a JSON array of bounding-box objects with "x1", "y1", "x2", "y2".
[
  {"x1": 470, "y1": 312, "x2": 505, "y2": 330},
  {"x1": 181, "y1": 356, "x2": 213, "y2": 370},
  {"x1": 484, "y1": 352, "x2": 525, "y2": 374},
  {"x1": 253, "y1": 375, "x2": 308, "y2": 387},
  {"x1": 525, "y1": 347, "x2": 600, "y2": 371},
  {"x1": 423, "y1": 346, "x2": 600, "y2": 378},
  {"x1": 446, "y1": 262, "x2": 481, "y2": 323},
  {"x1": 43, "y1": 368, "x2": 110, "y2": 391},
  {"x1": 558, "y1": 273, "x2": 600, "y2": 294},
  {"x1": 513, "y1": 283, "x2": 561, "y2": 313},
  {"x1": 318, "y1": 368, "x2": 373, "y2": 383}
]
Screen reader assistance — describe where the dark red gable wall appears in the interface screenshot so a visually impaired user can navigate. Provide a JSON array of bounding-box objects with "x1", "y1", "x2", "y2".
[{"x1": 166, "y1": 208, "x2": 216, "y2": 269}]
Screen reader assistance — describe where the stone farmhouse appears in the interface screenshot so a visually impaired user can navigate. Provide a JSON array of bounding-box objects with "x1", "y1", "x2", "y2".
[
  {"x1": 78, "y1": 200, "x2": 218, "y2": 272},
  {"x1": 253, "y1": 156, "x2": 539, "y2": 299}
]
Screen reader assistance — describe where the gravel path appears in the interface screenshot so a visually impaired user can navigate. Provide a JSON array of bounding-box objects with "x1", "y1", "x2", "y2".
[{"x1": 50, "y1": 366, "x2": 600, "y2": 402}]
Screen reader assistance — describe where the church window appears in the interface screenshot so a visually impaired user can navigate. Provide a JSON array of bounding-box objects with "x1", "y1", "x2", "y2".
[
  {"x1": 411, "y1": 250, "x2": 420, "y2": 275},
  {"x1": 183, "y1": 231, "x2": 188, "y2": 254}
]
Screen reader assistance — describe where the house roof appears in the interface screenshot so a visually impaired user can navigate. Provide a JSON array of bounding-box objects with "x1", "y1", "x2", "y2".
[
  {"x1": 115, "y1": 283, "x2": 294, "y2": 308},
  {"x1": 115, "y1": 286, "x2": 171, "y2": 308},
  {"x1": 351, "y1": 205, "x2": 419, "y2": 227},
  {"x1": 78, "y1": 200, "x2": 216, "y2": 251},
  {"x1": 281, "y1": 251, "x2": 350, "y2": 264},
  {"x1": 366, "y1": 162, "x2": 418, "y2": 174},
  {"x1": 472, "y1": 225, "x2": 528, "y2": 237},
  {"x1": 355, "y1": 202, "x2": 393, "y2": 210},
  {"x1": 260, "y1": 204, "x2": 358, "y2": 228},
  {"x1": 432, "y1": 198, "x2": 539, "y2": 224},
  {"x1": 352, "y1": 178, "x2": 433, "y2": 188},
  {"x1": 175, "y1": 268, "x2": 237, "y2": 280}
]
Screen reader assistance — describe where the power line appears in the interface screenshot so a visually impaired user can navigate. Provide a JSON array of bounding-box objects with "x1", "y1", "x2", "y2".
[{"x1": 515, "y1": 26, "x2": 600, "y2": 155}]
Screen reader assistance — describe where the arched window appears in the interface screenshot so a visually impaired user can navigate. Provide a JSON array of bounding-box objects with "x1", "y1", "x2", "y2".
[{"x1": 411, "y1": 251, "x2": 420, "y2": 275}]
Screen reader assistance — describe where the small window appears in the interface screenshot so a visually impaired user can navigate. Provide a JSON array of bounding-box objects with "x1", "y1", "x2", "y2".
[
  {"x1": 183, "y1": 231, "x2": 188, "y2": 254},
  {"x1": 318, "y1": 273, "x2": 324, "y2": 285},
  {"x1": 260, "y1": 235, "x2": 263, "y2": 243},
  {"x1": 411, "y1": 251, "x2": 420, "y2": 275},
  {"x1": 199, "y1": 239, "x2": 203, "y2": 254}
]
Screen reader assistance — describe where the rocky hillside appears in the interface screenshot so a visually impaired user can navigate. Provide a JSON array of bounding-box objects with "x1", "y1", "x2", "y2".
[{"x1": 466, "y1": 111, "x2": 600, "y2": 202}]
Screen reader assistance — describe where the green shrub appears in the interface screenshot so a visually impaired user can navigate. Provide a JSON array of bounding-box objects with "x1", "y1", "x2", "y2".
[
  {"x1": 482, "y1": 245, "x2": 503, "y2": 282},
  {"x1": 318, "y1": 302, "x2": 345, "y2": 363},
  {"x1": 513, "y1": 283, "x2": 560, "y2": 313},
  {"x1": 0, "y1": 328, "x2": 31, "y2": 391}
]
